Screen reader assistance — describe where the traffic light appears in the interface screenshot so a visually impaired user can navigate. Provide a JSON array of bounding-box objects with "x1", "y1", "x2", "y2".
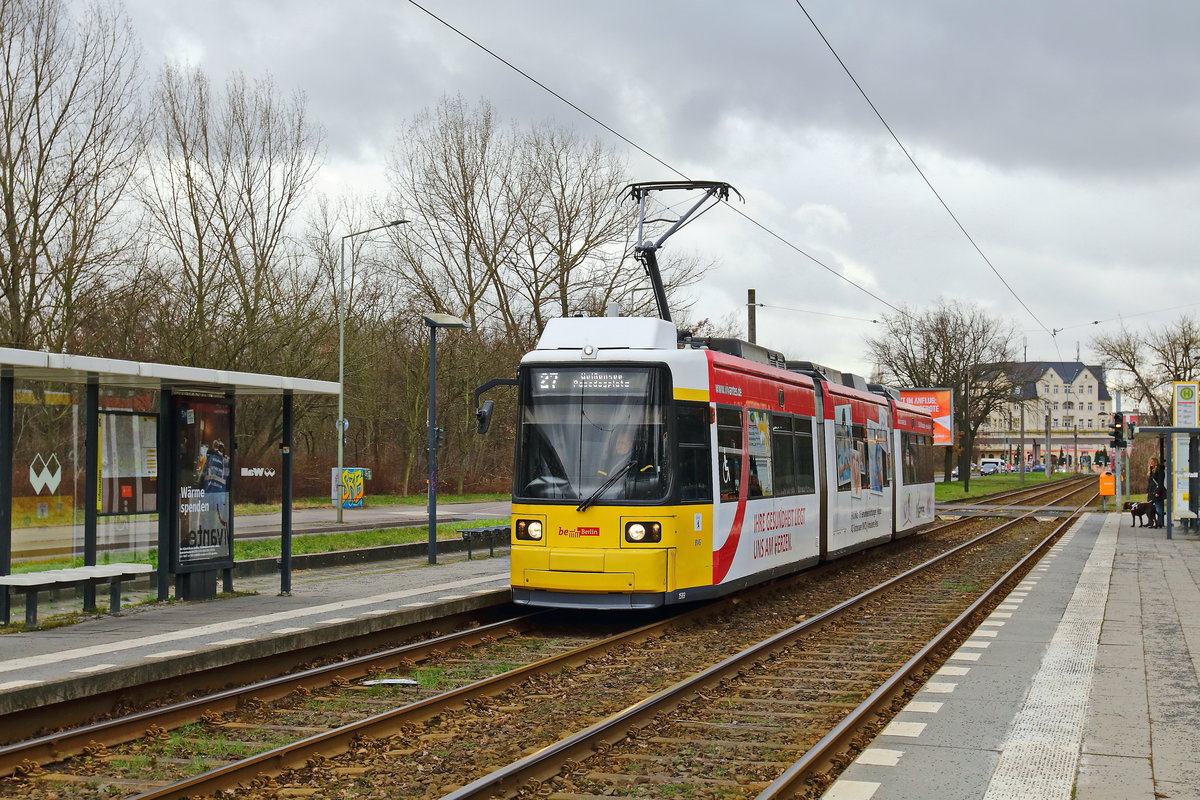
[{"x1": 1108, "y1": 412, "x2": 1125, "y2": 448}]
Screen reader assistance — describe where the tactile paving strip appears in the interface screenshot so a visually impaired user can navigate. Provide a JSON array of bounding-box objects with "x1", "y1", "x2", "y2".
[{"x1": 981, "y1": 514, "x2": 1117, "y2": 799}]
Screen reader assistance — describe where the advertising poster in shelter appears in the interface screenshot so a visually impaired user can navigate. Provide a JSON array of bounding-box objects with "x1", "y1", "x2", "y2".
[
  {"x1": 173, "y1": 396, "x2": 233, "y2": 571},
  {"x1": 899, "y1": 388, "x2": 954, "y2": 447}
]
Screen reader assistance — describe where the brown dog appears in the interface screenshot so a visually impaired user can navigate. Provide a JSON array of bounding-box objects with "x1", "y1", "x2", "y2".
[{"x1": 1123, "y1": 501, "x2": 1157, "y2": 527}]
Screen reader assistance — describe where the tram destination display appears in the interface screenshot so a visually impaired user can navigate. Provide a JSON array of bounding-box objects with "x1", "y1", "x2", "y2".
[
  {"x1": 531, "y1": 368, "x2": 652, "y2": 396},
  {"x1": 172, "y1": 396, "x2": 234, "y2": 571}
]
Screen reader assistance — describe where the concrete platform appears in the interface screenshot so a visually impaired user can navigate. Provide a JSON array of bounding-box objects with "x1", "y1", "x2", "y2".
[
  {"x1": 824, "y1": 512, "x2": 1200, "y2": 800},
  {"x1": 0, "y1": 547, "x2": 512, "y2": 714}
]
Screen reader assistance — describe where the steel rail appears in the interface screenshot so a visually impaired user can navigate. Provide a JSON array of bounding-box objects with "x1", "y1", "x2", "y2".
[
  {"x1": 0, "y1": 602, "x2": 519, "y2": 741},
  {"x1": 123, "y1": 513, "x2": 998, "y2": 798},
  {"x1": 5, "y1": 511, "x2": 958, "y2": 783},
  {"x1": 756, "y1": 490, "x2": 1098, "y2": 799},
  {"x1": 124, "y1": 593, "x2": 761, "y2": 800},
  {"x1": 0, "y1": 612, "x2": 544, "y2": 778},
  {"x1": 30, "y1": 491, "x2": 1041, "y2": 795},
  {"x1": 439, "y1": 496, "x2": 1080, "y2": 800}
]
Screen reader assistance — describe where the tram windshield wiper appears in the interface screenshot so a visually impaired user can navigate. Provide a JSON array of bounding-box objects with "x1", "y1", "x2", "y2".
[{"x1": 577, "y1": 458, "x2": 632, "y2": 512}]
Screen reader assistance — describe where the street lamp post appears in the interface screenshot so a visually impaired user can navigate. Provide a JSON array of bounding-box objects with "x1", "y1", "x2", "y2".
[
  {"x1": 423, "y1": 312, "x2": 468, "y2": 564},
  {"x1": 1073, "y1": 420, "x2": 1079, "y2": 473},
  {"x1": 337, "y1": 220, "x2": 408, "y2": 523}
]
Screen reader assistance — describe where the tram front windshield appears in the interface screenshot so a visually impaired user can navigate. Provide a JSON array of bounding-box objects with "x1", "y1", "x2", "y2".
[{"x1": 517, "y1": 366, "x2": 670, "y2": 503}]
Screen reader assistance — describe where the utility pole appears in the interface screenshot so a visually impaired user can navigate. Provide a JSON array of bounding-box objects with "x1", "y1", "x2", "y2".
[
  {"x1": 960, "y1": 375, "x2": 971, "y2": 490},
  {"x1": 1019, "y1": 403, "x2": 1026, "y2": 485},
  {"x1": 1073, "y1": 422, "x2": 1079, "y2": 473},
  {"x1": 747, "y1": 288, "x2": 757, "y2": 344},
  {"x1": 1045, "y1": 407, "x2": 1052, "y2": 475}
]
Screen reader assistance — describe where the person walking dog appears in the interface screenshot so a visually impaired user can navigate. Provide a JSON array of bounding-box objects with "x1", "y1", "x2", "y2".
[{"x1": 1147, "y1": 458, "x2": 1167, "y2": 529}]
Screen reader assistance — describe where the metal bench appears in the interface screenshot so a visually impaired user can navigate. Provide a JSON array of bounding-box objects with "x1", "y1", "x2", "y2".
[
  {"x1": 0, "y1": 563, "x2": 155, "y2": 628},
  {"x1": 459, "y1": 526, "x2": 509, "y2": 559}
]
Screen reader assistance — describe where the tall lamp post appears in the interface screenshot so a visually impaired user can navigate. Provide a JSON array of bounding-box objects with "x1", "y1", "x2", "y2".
[
  {"x1": 337, "y1": 220, "x2": 408, "y2": 523},
  {"x1": 423, "y1": 312, "x2": 468, "y2": 564}
]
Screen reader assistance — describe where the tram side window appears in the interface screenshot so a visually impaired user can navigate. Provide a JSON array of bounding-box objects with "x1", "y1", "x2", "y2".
[
  {"x1": 771, "y1": 417, "x2": 797, "y2": 495},
  {"x1": 746, "y1": 409, "x2": 771, "y2": 499},
  {"x1": 901, "y1": 432, "x2": 935, "y2": 484},
  {"x1": 868, "y1": 424, "x2": 890, "y2": 491},
  {"x1": 716, "y1": 406, "x2": 743, "y2": 502},
  {"x1": 853, "y1": 424, "x2": 869, "y2": 489},
  {"x1": 902, "y1": 432, "x2": 918, "y2": 484},
  {"x1": 795, "y1": 418, "x2": 816, "y2": 493},
  {"x1": 916, "y1": 434, "x2": 934, "y2": 483},
  {"x1": 676, "y1": 403, "x2": 713, "y2": 503},
  {"x1": 770, "y1": 415, "x2": 817, "y2": 496}
]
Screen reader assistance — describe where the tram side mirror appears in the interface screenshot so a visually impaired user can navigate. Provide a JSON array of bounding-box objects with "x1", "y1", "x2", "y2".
[{"x1": 475, "y1": 399, "x2": 495, "y2": 435}]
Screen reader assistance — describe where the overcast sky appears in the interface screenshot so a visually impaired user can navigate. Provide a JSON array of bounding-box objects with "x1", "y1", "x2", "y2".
[{"x1": 123, "y1": 0, "x2": 1200, "y2": 377}]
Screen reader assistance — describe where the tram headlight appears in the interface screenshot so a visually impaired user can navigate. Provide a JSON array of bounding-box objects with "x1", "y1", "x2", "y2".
[
  {"x1": 515, "y1": 519, "x2": 543, "y2": 541},
  {"x1": 624, "y1": 521, "x2": 662, "y2": 543}
]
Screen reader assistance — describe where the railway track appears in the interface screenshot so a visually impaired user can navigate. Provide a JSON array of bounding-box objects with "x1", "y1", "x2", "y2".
[
  {"x1": 971, "y1": 474, "x2": 1095, "y2": 508},
  {"x1": 0, "y1": 501, "x2": 1086, "y2": 800},
  {"x1": 0, "y1": 605, "x2": 533, "y2": 744},
  {"x1": 446, "y1": 494, "x2": 1096, "y2": 800},
  {"x1": 0, "y1": 489, "x2": 1098, "y2": 800}
]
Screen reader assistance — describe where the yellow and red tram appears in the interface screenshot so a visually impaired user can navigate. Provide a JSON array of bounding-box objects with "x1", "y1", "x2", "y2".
[{"x1": 503, "y1": 315, "x2": 936, "y2": 610}]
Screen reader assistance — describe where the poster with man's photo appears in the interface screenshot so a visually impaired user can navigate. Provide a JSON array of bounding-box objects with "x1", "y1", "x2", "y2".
[{"x1": 173, "y1": 396, "x2": 233, "y2": 571}]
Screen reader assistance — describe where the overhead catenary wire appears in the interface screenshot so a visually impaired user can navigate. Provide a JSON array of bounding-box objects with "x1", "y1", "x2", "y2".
[
  {"x1": 793, "y1": 1, "x2": 1054, "y2": 340},
  {"x1": 754, "y1": 303, "x2": 879, "y2": 324},
  {"x1": 1050, "y1": 300, "x2": 1200, "y2": 332},
  {"x1": 404, "y1": 0, "x2": 909, "y2": 319}
]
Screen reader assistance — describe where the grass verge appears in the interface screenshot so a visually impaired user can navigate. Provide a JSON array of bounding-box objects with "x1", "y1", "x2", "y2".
[
  {"x1": 235, "y1": 492, "x2": 508, "y2": 515},
  {"x1": 232, "y1": 518, "x2": 511, "y2": 560},
  {"x1": 11, "y1": 518, "x2": 512, "y2": 573}
]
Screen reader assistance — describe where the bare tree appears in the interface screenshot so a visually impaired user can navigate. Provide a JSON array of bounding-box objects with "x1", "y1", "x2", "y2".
[
  {"x1": 385, "y1": 96, "x2": 525, "y2": 333},
  {"x1": 867, "y1": 300, "x2": 1022, "y2": 485},
  {"x1": 503, "y1": 125, "x2": 634, "y2": 333},
  {"x1": 385, "y1": 98, "x2": 710, "y2": 341},
  {"x1": 139, "y1": 63, "x2": 324, "y2": 370},
  {"x1": 135, "y1": 64, "x2": 327, "y2": 478},
  {"x1": 1092, "y1": 315, "x2": 1200, "y2": 424},
  {"x1": 0, "y1": 0, "x2": 143, "y2": 350}
]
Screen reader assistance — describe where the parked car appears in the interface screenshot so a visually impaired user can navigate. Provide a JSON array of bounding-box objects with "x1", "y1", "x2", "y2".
[
  {"x1": 1031, "y1": 464, "x2": 1046, "y2": 473},
  {"x1": 979, "y1": 455, "x2": 1008, "y2": 474}
]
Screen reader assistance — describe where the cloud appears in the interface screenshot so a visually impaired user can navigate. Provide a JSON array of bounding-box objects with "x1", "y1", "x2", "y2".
[{"x1": 121, "y1": 0, "x2": 1200, "y2": 374}]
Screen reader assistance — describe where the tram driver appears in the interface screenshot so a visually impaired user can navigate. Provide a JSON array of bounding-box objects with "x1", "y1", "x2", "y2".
[{"x1": 600, "y1": 426, "x2": 662, "y2": 500}]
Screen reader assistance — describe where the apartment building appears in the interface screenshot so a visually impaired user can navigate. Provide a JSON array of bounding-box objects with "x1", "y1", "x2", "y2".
[{"x1": 975, "y1": 361, "x2": 1113, "y2": 469}]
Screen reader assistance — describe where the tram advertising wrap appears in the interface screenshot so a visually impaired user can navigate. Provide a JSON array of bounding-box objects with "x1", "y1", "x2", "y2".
[{"x1": 173, "y1": 396, "x2": 233, "y2": 571}]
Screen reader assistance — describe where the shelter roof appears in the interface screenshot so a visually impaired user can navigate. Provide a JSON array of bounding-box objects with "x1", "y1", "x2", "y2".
[{"x1": 0, "y1": 348, "x2": 338, "y2": 396}]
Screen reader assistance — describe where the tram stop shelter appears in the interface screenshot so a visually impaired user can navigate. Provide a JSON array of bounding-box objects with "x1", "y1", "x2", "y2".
[
  {"x1": 1134, "y1": 425, "x2": 1200, "y2": 540},
  {"x1": 0, "y1": 347, "x2": 338, "y2": 623}
]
